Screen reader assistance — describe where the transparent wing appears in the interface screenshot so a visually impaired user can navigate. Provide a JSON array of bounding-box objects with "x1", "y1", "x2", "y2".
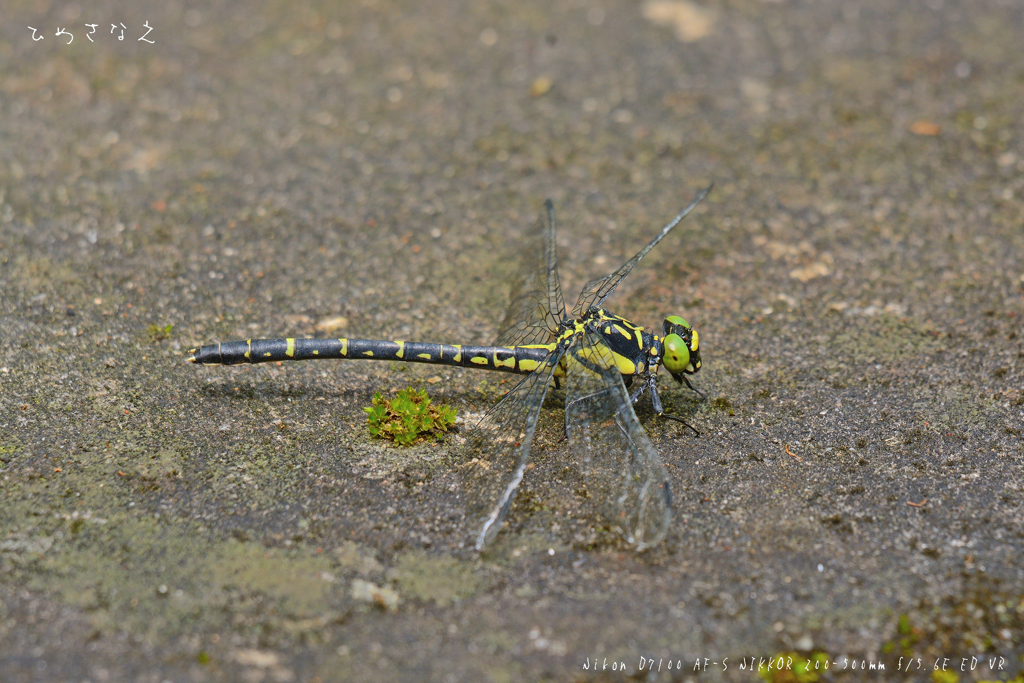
[
  {"x1": 563, "y1": 331, "x2": 672, "y2": 549},
  {"x1": 460, "y1": 348, "x2": 564, "y2": 550},
  {"x1": 572, "y1": 185, "x2": 712, "y2": 315},
  {"x1": 495, "y1": 199, "x2": 566, "y2": 347}
]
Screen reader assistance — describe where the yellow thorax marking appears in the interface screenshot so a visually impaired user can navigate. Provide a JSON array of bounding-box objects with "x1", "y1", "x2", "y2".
[
  {"x1": 553, "y1": 359, "x2": 567, "y2": 378},
  {"x1": 615, "y1": 354, "x2": 637, "y2": 375},
  {"x1": 568, "y1": 339, "x2": 638, "y2": 377},
  {"x1": 692, "y1": 330, "x2": 699, "y2": 351},
  {"x1": 611, "y1": 323, "x2": 632, "y2": 340}
]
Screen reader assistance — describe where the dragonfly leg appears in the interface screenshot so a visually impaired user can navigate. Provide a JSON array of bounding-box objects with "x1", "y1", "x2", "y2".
[
  {"x1": 650, "y1": 376, "x2": 700, "y2": 436},
  {"x1": 628, "y1": 381, "x2": 647, "y2": 406},
  {"x1": 682, "y1": 375, "x2": 707, "y2": 400}
]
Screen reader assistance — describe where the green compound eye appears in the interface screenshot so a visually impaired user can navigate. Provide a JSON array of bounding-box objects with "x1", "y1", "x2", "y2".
[
  {"x1": 662, "y1": 334, "x2": 691, "y2": 375},
  {"x1": 664, "y1": 315, "x2": 689, "y2": 330}
]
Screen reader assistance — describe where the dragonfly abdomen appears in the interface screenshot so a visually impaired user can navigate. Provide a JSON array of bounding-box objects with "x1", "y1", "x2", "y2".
[{"x1": 188, "y1": 337, "x2": 553, "y2": 375}]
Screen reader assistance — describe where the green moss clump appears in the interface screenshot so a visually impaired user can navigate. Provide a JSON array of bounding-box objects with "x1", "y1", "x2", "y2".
[
  {"x1": 146, "y1": 323, "x2": 173, "y2": 341},
  {"x1": 364, "y1": 388, "x2": 457, "y2": 446}
]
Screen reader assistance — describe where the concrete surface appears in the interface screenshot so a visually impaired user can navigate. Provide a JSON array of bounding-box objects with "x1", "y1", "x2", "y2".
[{"x1": 1, "y1": 0, "x2": 1022, "y2": 681}]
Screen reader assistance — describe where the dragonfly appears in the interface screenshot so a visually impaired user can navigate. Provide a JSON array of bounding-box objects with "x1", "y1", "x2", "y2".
[{"x1": 189, "y1": 184, "x2": 711, "y2": 551}]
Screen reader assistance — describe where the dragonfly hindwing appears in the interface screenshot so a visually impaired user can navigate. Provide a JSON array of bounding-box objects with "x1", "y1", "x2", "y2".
[
  {"x1": 460, "y1": 348, "x2": 564, "y2": 550},
  {"x1": 563, "y1": 329, "x2": 672, "y2": 549}
]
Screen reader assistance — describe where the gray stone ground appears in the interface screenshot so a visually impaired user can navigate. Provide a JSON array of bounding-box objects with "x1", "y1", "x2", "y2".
[{"x1": 1, "y1": 0, "x2": 1022, "y2": 681}]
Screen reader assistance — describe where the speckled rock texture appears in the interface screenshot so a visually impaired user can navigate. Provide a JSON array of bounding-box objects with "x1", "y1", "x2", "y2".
[{"x1": 1, "y1": 1, "x2": 1022, "y2": 681}]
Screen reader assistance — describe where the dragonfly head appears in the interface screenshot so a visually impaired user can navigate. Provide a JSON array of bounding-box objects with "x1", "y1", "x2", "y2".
[{"x1": 661, "y1": 315, "x2": 700, "y2": 382}]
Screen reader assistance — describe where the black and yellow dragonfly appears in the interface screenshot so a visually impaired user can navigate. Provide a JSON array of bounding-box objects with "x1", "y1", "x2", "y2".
[{"x1": 190, "y1": 185, "x2": 710, "y2": 550}]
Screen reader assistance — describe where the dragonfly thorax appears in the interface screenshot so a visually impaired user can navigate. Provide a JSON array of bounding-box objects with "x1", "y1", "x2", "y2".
[{"x1": 555, "y1": 308, "x2": 664, "y2": 378}]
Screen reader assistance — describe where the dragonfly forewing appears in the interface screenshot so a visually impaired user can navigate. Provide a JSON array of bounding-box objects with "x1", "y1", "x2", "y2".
[
  {"x1": 572, "y1": 184, "x2": 712, "y2": 315},
  {"x1": 495, "y1": 199, "x2": 566, "y2": 347}
]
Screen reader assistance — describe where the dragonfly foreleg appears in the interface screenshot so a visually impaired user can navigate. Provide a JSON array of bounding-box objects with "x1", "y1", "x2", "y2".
[
  {"x1": 649, "y1": 376, "x2": 700, "y2": 436},
  {"x1": 682, "y1": 375, "x2": 706, "y2": 400}
]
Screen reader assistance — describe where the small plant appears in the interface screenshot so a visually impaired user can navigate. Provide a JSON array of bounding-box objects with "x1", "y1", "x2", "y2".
[
  {"x1": 147, "y1": 323, "x2": 173, "y2": 340},
  {"x1": 887, "y1": 613, "x2": 919, "y2": 657},
  {"x1": 364, "y1": 387, "x2": 457, "y2": 446}
]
